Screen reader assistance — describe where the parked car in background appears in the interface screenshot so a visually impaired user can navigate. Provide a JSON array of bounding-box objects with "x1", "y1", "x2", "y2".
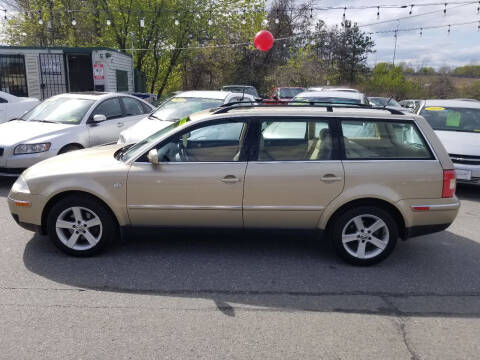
[
  {"x1": 399, "y1": 99, "x2": 422, "y2": 112},
  {"x1": 368, "y1": 97, "x2": 407, "y2": 111},
  {"x1": 268, "y1": 87, "x2": 305, "y2": 104},
  {"x1": 0, "y1": 92, "x2": 154, "y2": 176},
  {"x1": 417, "y1": 99, "x2": 480, "y2": 185},
  {"x1": 292, "y1": 90, "x2": 367, "y2": 104},
  {"x1": 307, "y1": 86, "x2": 360, "y2": 93},
  {"x1": 221, "y1": 85, "x2": 259, "y2": 98},
  {"x1": 9, "y1": 104, "x2": 459, "y2": 265},
  {"x1": 0, "y1": 91, "x2": 39, "y2": 124},
  {"x1": 118, "y1": 90, "x2": 255, "y2": 144}
]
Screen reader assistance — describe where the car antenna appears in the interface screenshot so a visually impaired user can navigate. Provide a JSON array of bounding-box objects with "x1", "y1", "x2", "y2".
[{"x1": 383, "y1": 95, "x2": 394, "y2": 109}]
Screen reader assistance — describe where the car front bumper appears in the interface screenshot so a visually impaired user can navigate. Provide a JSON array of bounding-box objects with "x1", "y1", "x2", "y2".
[
  {"x1": 8, "y1": 192, "x2": 46, "y2": 233},
  {"x1": 453, "y1": 163, "x2": 480, "y2": 185},
  {"x1": 0, "y1": 146, "x2": 56, "y2": 176}
]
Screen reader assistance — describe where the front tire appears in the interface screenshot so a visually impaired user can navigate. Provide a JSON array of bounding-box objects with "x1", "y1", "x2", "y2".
[
  {"x1": 46, "y1": 196, "x2": 116, "y2": 256},
  {"x1": 330, "y1": 206, "x2": 398, "y2": 266}
]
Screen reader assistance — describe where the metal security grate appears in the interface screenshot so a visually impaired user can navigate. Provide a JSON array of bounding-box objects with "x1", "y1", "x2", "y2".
[
  {"x1": 0, "y1": 55, "x2": 28, "y2": 97},
  {"x1": 39, "y1": 53, "x2": 67, "y2": 99}
]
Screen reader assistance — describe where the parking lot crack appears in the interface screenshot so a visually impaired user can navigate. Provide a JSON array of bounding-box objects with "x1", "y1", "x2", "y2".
[{"x1": 382, "y1": 296, "x2": 420, "y2": 360}]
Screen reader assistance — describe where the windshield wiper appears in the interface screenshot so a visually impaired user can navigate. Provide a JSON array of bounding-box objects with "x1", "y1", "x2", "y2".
[
  {"x1": 30, "y1": 119, "x2": 56, "y2": 124},
  {"x1": 116, "y1": 144, "x2": 134, "y2": 161},
  {"x1": 148, "y1": 114, "x2": 162, "y2": 120}
]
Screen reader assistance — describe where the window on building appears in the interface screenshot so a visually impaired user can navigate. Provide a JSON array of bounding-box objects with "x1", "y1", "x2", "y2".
[{"x1": 116, "y1": 70, "x2": 129, "y2": 92}]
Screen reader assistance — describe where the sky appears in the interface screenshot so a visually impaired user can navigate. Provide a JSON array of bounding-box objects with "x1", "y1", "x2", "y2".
[{"x1": 306, "y1": 0, "x2": 480, "y2": 69}]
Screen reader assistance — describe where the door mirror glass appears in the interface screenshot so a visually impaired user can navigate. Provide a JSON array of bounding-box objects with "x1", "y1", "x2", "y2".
[
  {"x1": 147, "y1": 148, "x2": 159, "y2": 165},
  {"x1": 93, "y1": 114, "x2": 107, "y2": 122}
]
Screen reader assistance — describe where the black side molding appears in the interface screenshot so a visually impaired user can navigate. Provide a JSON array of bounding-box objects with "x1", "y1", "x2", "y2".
[{"x1": 404, "y1": 223, "x2": 451, "y2": 240}]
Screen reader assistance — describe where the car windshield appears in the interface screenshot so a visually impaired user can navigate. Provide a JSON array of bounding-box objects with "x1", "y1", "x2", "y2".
[
  {"x1": 223, "y1": 87, "x2": 258, "y2": 97},
  {"x1": 279, "y1": 88, "x2": 304, "y2": 98},
  {"x1": 150, "y1": 97, "x2": 223, "y2": 121},
  {"x1": 420, "y1": 106, "x2": 480, "y2": 133},
  {"x1": 369, "y1": 98, "x2": 401, "y2": 107},
  {"x1": 22, "y1": 97, "x2": 94, "y2": 124},
  {"x1": 121, "y1": 117, "x2": 190, "y2": 162},
  {"x1": 292, "y1": 96, "x2": 361, "y2": 105}
]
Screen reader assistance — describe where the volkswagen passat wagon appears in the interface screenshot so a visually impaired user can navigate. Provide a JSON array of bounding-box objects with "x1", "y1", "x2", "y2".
[{"x1": 8, "y1": 105, "x2": 460, "y2": 265}]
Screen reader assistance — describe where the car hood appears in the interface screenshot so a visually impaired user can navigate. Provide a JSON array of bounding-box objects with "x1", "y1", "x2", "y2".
[
  {"x1": 24, "y1": 144, "x2": 125, "y2": 181},
  {"x1": 0, "y1": 120, "x2": 76, "y2": 146},
  {"x1": 435, "y1": 130, "x2": 480, "y2": 156},
  {"x1": 119, "y1": 116, "x2": 173, "y2": 144}
]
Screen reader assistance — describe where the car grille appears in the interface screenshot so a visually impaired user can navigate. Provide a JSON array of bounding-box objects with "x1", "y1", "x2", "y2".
[
  {"x1": 0, "y1": 148, "x2": 3, "y2": 157},
  {"x1": 0, "y1": 167, "x2": 24, "y2": 175},
  {"x1": 449, "y1": 154, "x2": 480, "y2": 165}
]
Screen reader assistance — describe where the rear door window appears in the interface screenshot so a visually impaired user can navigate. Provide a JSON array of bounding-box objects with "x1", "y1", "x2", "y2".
[
  {"x1": 258, "y1": 120, "x2": 332, "y2": 161},
  {"x1": 341, "y1": 120, "x2": 433, "y2": 159}
]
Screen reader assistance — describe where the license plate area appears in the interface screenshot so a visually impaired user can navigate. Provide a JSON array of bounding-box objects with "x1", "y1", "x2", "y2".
[{"x1": 455, "y1": 169, "x2": 472, "y2": 180}]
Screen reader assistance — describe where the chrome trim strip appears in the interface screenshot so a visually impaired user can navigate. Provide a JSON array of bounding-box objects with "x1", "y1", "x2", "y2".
[
  {"x1": 247, "y1": 160, "x2": 341, "y2": 164},
  {"x1": 410, "y1": 202, "x2": 460, "y2": 211},
  {"x1": 243, "y1": 205, "x2": 325, "y2": 211},
  {"x1": 133, "y1": 161, "x2": 246, "y2": 165},
  {"x1": 342, "y1": 159, "x2": 439, "y2": 163},
  {"x1": 128, "y1": 204, "x2": 242, "y2": 210}
]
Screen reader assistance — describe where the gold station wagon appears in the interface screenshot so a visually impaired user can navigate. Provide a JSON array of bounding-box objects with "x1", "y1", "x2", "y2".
[{"x1": 8, "y1": 104, "x2": 460, "y2": 265}]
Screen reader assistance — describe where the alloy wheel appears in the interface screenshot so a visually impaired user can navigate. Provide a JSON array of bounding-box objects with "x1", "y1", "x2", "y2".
[
  {"x1": 341, "y1": 214, "x2": 390, "y2": 259},
  {"x1": 55, "y1": 206, "x2": 103, "y2": 251}
]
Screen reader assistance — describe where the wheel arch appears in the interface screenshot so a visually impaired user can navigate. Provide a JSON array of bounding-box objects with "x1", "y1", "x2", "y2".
[
  {"x1": 58, "y1": 143, "x2": 84, "y2": 154},
  {"x1": 324, "y1": 198, "x2": 407, "y2": 240},
  {"x1": 40, "y1": 190, "x2": 120, "y2": 235}
]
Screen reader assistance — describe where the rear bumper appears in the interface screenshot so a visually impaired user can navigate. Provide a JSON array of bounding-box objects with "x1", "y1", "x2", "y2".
[{"x1": 404, "y1": 223, "x2": 451, "y2": 239}]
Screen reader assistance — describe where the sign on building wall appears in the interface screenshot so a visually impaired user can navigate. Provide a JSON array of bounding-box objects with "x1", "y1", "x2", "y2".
[{"x1": 93, "y1": 63, "x2": 104, "y2": 80}]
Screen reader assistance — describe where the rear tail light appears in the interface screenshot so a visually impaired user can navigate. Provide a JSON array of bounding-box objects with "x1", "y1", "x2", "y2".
[{"x1": 442, "y1": 170, "x2": 456, "y2": 198}]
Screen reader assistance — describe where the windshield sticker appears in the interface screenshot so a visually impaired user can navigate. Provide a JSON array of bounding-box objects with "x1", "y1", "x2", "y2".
[
  {"x1": 171, "y1": 97, "x2": 187, "y2": 103},
  {"x1": 425, "y1": 106, "x2": 445, "y2": 111},
  {"x1": 446, "y1": 112, "x2": 461, "y2": 127}
]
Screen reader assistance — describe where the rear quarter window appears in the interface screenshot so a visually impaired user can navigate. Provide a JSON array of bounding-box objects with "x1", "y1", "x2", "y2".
[{"x1": 341, "y1": 119, "x2": 434, "y2": 160}]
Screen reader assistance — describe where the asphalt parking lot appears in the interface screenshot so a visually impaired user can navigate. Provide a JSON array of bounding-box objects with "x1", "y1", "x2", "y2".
[{"x1": 0, "y1": 177, "x2": 479, "y2": 359}]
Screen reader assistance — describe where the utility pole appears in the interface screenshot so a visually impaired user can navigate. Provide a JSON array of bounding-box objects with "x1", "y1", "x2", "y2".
[
  {"x1": 392, "y1": 30, "x2": 398, "y2": 66},
  {"x1": 392, "y1": 20, "x2": 399, "y2": 66},
  {"x1": 130, "y1": 32, "x2": 135, "y2": 92}
]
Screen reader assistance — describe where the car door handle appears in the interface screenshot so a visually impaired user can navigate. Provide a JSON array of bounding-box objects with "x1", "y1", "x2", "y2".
[
  {"x1": 117, "y1": 122, "x2": 124, "y2": 127},
  {"x1": 221, "y1": 175, "x2": 241, "y2": 184},
  {"x1": 321, "y1": 174, "x2": 342, "y2": 182}
]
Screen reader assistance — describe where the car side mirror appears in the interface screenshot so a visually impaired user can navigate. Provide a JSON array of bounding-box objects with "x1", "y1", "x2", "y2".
[
  {"x1": 93, "y1": 114, "x2": 107, "y2": 122},
  {"x1": 147, "y1": 149, "x2": 159, "y2": 165}
]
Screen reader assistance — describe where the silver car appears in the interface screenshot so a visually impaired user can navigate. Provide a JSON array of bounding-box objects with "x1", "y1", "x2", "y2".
[
  {"x1": 417, "y1": 99, "x2": 480, "y2": 184},
  {"x1": 0, "y1": 92, "x2": 154, "y2": 176}
]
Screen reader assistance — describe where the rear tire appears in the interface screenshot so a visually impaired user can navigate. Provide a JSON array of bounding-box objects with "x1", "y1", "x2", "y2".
[
  {"x1": 46, "y1": 195, "x2": 116, "y2": 256},
  {"x1": 330, "y1": 206, "x2": 398, "y2": 266}
]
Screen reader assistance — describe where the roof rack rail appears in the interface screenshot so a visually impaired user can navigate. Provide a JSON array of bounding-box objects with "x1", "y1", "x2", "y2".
[{"x1": 211, "y1": 101, "x2": 407, "y2": 115}]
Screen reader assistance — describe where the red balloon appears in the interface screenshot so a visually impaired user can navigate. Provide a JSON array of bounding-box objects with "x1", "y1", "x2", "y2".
[{"x1": 254, "y1": 30, "x2": 274, "y2": 52}]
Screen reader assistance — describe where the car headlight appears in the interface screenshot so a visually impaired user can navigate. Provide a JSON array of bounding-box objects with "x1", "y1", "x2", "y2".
[
  {"x1": 14, "y1": 143, "x2": 51, "y2": 155},
  {"x1": 11, "y1": 175, "x2": 30, "y2": 194}
]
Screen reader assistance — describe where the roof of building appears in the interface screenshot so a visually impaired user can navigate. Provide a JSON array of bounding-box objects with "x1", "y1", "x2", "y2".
[{"x1": 0, "y1": 46, "x2": 131, "y2": 57}]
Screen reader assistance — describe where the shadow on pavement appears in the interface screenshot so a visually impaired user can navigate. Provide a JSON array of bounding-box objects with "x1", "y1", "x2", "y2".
[
  {"x1": 23, "y1": 227, "x2": 480, "y2": 318},
  {"x1": 457, "y1": 184, "x2": 480, "y2": 203}
]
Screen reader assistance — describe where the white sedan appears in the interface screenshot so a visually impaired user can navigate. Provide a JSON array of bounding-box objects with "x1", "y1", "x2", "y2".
[
  {"x1": 0, "y1": 91, "x2": 39, "y2": 124},
  {"x1": 118, "y1": 90, "x2": 255, "y2": 144},
  {"x1": 0, "y1": 92, "x2": 154, "y2": 176}
]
